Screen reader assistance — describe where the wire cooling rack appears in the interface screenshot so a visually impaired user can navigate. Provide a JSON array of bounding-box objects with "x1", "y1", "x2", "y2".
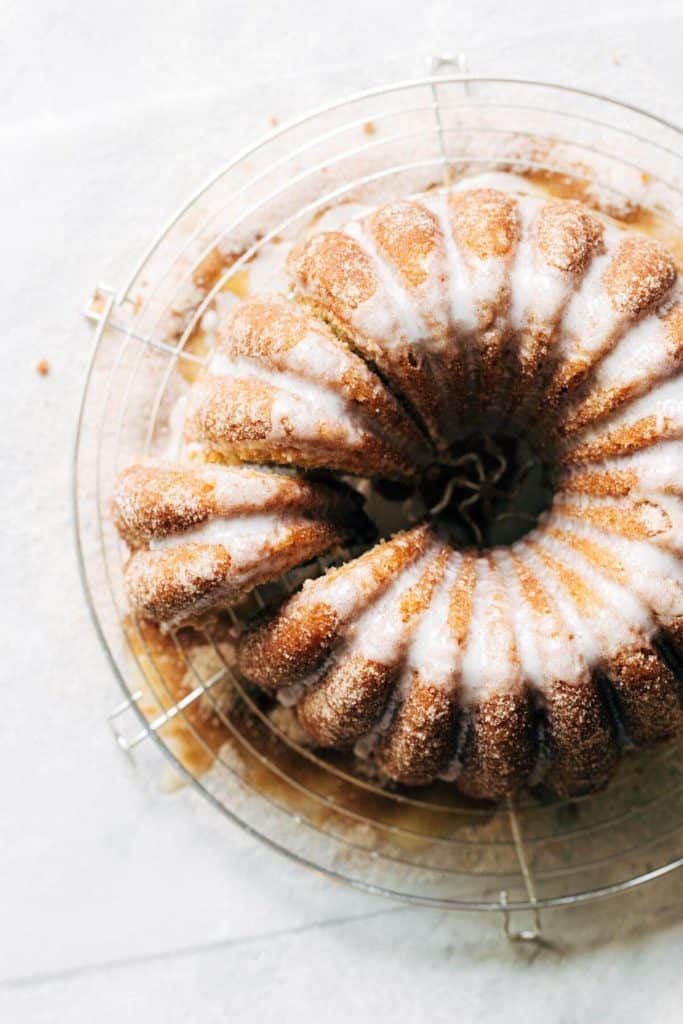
[{"x1": 75, "y1": 66, "x2": 683, "y2": 940}]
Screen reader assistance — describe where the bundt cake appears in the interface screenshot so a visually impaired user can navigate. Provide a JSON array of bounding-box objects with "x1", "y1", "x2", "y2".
[{"x1": 113, "y1": 181, "x2": 683, "y2": 800}]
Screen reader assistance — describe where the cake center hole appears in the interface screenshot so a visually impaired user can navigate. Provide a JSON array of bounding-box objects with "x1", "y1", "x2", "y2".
[{"x1": 372, "y1": 432, "x2": 555, "y2": 549}]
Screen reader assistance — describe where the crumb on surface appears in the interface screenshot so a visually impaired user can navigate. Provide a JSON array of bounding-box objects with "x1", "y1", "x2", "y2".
[
  {"x1": 269, "y1": 115, "x2": 279, "y2": 127},
  {"x1": 36, "y1": 359, "x2": 50, "y2": 376},
  {"x1": 363, "y1": 121, "x2": 376, "y2": 135}
]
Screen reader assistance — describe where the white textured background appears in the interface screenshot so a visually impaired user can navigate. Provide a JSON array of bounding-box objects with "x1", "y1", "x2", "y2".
[{"x1": 3, "y1": 1, "x2": 683, "y2": 1020}]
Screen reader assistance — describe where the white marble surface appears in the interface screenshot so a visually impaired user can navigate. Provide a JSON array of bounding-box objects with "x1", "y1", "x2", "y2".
[{"x1": 3, "y1": 1, "x2": 683, "y2": 1020}]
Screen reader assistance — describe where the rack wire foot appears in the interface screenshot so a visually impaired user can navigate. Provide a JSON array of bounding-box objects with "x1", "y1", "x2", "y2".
[
  {"x1": 108, "y1": 690, "x2": 147, "y2": 754},
  {"x1": 428, "y1": 52, "x2": 470, "y2": 82},
  {"x1": 108, "y1": 665, "x2": 228, "y2": 754},
  {"x1": 83, "y1": 284, "x2": 117, "y2": 324},
  {"x1": 499, "y1": 891, "x2": 543, "y2": 943},
  {"x1": 83, "y1": 284, "x2": 208, "y2": 366}
]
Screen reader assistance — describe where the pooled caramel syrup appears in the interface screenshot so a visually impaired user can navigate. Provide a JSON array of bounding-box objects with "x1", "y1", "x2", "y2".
[{"x1": 126, "y1": 616, "x2": 497, "y2": 853}]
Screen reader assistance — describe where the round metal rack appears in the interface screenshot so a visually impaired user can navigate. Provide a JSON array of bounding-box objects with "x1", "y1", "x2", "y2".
[{"x1": 75, "y1": 68, "x2": 683, "y2": 939}]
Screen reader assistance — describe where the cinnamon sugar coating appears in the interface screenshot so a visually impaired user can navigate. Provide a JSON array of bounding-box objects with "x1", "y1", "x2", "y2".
[
  {"x1": 536, "y1": 200, "x2": 604, "y2": 273},
  {"x1": 455, "y1": 691, "x2": 535, "y2": 801},
  {"x1": 376, "y1": 677, "x2": 459, "y2": 786},
  {"x1": 297, "y1": 656, "x2": 396, "y2": 747},
  {"x1": 117, "y1": 183, "x2": 683, "y2": 798},
  {"x1": 187, "y1": 294, "x2": 430, "y2": 478},
  {"x1": 605, "y1": 236, "x2": 677, "y2": 317},
  {"x1": 113, "y1": 463, "x2": 368, "y2": 630},
  {"x1": 287, "y1": 232, "x2": 377, "y2": 313},
  {"x1": 113, "y1": 464, "x2": 218, "y2": 547},
  {"x1": 367, "y1": 200, "x2": 442, "y2": 289},
  {"x1": 542, "y1": 676, "x2": 618, "y2": 797},
  {"x1": 448, "y1": 188, "x2": 519, "y2": 259},
  {"x1": 603, "y1": 642, "x2": 683, "y2": 747}
]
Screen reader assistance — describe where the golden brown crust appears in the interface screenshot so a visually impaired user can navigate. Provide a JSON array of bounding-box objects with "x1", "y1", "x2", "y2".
[
  {"x1": 603, "y1": 642, "x2": 683, "y2": 746},
  {"x1": 287, "y1": 232, "x2": 377, "y2": 318},
  {"x1": 125, "y1": 544, "x2": 235, "y2": 626},
  {"x1": 448, "y1": 189, "x2": 519, "y2": 408},
  {"x1": 448, "y1": 188, "x2": 519, "y2": 260},
  {"x1": 363, "y1": 202, "x2": 471, "y2": 432},
  {"x1": 297, "y1": 656, "x2": 395, "y2": 747},
  {"x1": 604, "y1": 236, "x2": 677, "y2": 317},
  {"x1": 498, "y1": 203, "x2": 604, "y2": 423},
  {"x1": 113, "y1": 462, "x2": 365, "y2": 545},
  {"x1": 448, "y1": 555, "x2": 478, "y2": 639},
  {"x1": 664, "y1": 302, "x2": 683, "y2": 358},
  {"x1": 376, "y1": 676, "x2": 459, "y2": 785},
  {"x1": 294, "y1": 547, "x2": 454, "y2": 757},
  {"x1": 223, "y1": 295, "x2": 431, "y2": 459},
  {"x1": 509, "y1": 550, "x2": 552, "y2": 617},
  {"x1": 506, "y1": 553, "x2": 619, "y2": 796},
  {"x1": 544, "y1": 526, "x2": 626, "y2": 585},
  {"x1": 536, "y1": 200, "x2": 604, "y2": 273},
  {"x1": 113, "y1": 465, "x2": 217, "y2": 547},
  {"x1": 299, "y1": 300, "x2": 447, "y2": 444},
  {"x1": 223, "y1": 294, "x2": 309, "y2": 355},
  {"x1": 194, "y1": 377, "x2": 274, "y2": 445},
  {"x1": 399, "y1": 546, "x2": 451, "y2": 621},
  {"x1": 556, "y1": 303, "x2": 683, "y2": 440},
  {"x1": 367, "y1": 200, "x2": 442, "y2": 289},
  {"x1": 558, "y1": 385, "x2": 635, "y2": 438},
  {"x1": 456, "y1": 690, "x2": 535, "y2": 800},
  {"x1": 533, "y1": 240, "x2": 677, "y2": 424},
  {"x1": 543, "y1": 677, "x2": 619, "y2": 797},
  {"x1": 294, "y1": 546, "x2": 452, "y2": 765},
  {"x1": 193, "y1": 377, "x2": 416, "y2": 478},
  {"x1": 240, "y1": 601, "x2": 342, "y2": 694}
]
